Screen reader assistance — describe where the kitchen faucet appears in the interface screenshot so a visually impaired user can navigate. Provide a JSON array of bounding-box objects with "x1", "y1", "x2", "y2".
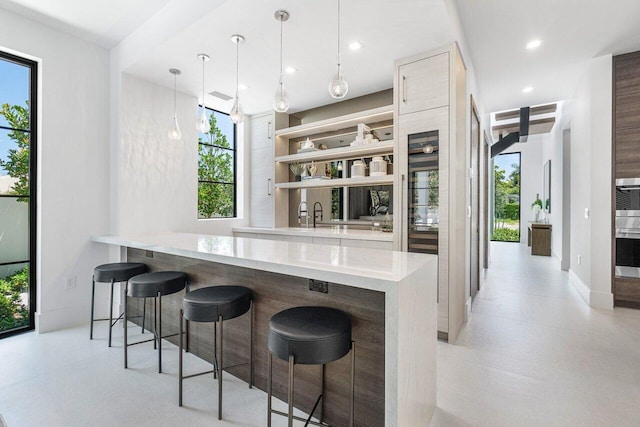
[
  {"x1": 298, "y1": 201, "x2": 309, "y2": 228},
  {"x1": 313, "y1": 202, "x2": 323, "y2": 228}
]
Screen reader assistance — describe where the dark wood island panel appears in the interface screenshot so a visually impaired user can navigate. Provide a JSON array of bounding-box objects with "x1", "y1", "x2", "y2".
[{"x1": 126, "y1": 247, "x2": 385, "y2": 427}]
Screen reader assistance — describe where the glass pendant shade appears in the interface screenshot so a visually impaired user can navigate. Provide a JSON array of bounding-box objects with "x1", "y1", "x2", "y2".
[
  {"x1": 328, "y1": 0, "x2": 348, "y2": 99},
  {"x1": 273, "y1": 82, "x2": 290, "y2": 112},
  {"x1": 168, "y1": 68, "x2": 181, "y2": 141},
  {"x1": 168, "y1": 113, "x2": 182, "y2": 141},
  {"x1": 273, "y1": 10, "x2": 290, "y2": 113},
  {"x1": 230, "y1": 97, "x2": 244, "y2": 124},
  {"x1": 329, "y1": 71, "x2": 348, "y2": 98},
  {"x1": 196, "y1": 53, "x2": 210, "y2": 133},
  {"x1": 230, "y1": 35, "x2": 245, "y2": 124},
  {"x1": 196, "y1": 107, "x2": 209, "y2": 133}
]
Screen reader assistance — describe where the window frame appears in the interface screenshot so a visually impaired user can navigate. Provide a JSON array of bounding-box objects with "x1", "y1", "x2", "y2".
[
  {"x1": 197, "y1": 106, "x2": 237, "y2": 219},
  {"x1": 0, "y1": 49, "x2": 38, "y2": 338}
]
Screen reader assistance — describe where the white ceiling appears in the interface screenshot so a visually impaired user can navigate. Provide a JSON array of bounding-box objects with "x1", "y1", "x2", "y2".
[
  {"x1": 1, "y1": 0, "x2": 454, "y2": 115},
  {"x1": 455, "y1": 0, "x2": 640, "y2": 113},
  {"x1": 1, "y1": 0, "x2": 171, "y2": 48},
  {"x1": 124, "y1": 0, "x2": 454, "y2": 114},
  {"x1": 12, "y1": 0, "x2": 637, "y2": 117}
]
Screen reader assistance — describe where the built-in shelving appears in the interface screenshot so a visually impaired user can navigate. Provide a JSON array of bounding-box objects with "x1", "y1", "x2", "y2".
[
  {"x1": 274, "y1": 175, "x2": 393, "y2": 189},
  {"x1": 274, "y1": 105, "x2": 393, "y2": 139},
  {"x1": 275, "y1": 140, "x2": 394, "y2": 164}
]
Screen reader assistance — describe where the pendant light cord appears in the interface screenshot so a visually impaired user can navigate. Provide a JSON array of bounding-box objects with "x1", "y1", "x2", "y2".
[
  {"x1": 336, "y1": 0, "x2": 341, "y2": 74},
  {"x1": 278, "y1": 15, "x2": 285, "y2": 95},
  {"x1": 173, "y1": 72, "x2": 177, "y2": 115},
  {"x1": 201, "y1": 57, "x2": 205, "y2": 110},
  {"x1": 236, "y1": 40, "x2": 240, "y2": 98}
]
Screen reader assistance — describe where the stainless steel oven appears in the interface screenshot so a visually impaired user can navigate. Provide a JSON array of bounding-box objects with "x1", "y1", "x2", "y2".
[{"x1": 615, "y1": 178, "x2": 640, "y2": 277}]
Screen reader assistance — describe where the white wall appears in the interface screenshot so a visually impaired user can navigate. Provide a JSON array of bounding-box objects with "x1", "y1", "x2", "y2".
[
  {"x1": 567, "y1": 54, "x2": 613, "y2": 309},
  {"x1": 540, "y1": 105, "x2": 567, "y2": 259},
  {"x1": 501, "y1": 140, "x2": 543, "y2": 243},
  {"x1": 117, "y1": 73, "x2": 249, "y2": 236},
  {"x1": 0, "y1": 8, "x2": 111, "y2": 331}
]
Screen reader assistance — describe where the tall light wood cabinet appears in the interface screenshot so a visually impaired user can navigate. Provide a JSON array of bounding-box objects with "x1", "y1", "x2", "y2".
[
  {"x1": 249, "y1": 112, "x2": 287, "y2": 227},
  {"x1": 394, "y1": 45, "x2": 467, "y2": 343}
]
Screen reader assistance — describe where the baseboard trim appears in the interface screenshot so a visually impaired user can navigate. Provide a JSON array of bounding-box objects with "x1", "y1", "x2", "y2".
[
  {"x1": 35, "y1": 307, "x2": 86, "y2": 333},
  {"x1": 568, "y1": 270, "x2": 614, "y2": 309}
]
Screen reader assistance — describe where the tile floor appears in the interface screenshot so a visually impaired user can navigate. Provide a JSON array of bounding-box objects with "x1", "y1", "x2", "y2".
[{"x1": 1, "y1": 242, "x2": 639, "y2": 426}]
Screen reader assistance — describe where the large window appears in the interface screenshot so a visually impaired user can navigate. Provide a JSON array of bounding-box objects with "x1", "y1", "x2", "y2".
[
  {"x1": 492, "y1": 152, "x2": 521, "y2": 242},
  {"x1": 198, "y1": 107, "x2": 236, "y2": 219},
  {"x1": 0, "y1": 50, "x2": 37, "y2": 337}
]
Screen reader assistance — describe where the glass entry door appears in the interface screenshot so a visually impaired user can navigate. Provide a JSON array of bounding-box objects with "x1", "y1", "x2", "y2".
[{"x1": 0, "y1": 51, "x2": 37, "y2": 337}]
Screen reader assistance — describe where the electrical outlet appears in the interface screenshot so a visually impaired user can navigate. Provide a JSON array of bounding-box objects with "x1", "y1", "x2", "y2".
[
  {"x1": 65, "y1": 276, "x2": 76, "y2": 289},
  {"x1": 145, "y1": 250, "x2": 154, "y2": 258},
  {"x1": 309, "y1": 279, "x2": 328, "y2": 293},
  {"x1": 577, "y1": 255, "x2": 582, "y2": 265}
]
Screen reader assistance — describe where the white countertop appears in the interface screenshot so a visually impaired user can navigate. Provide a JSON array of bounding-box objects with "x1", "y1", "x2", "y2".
[
  {"x1": 91, "y1": 232, "x2": 432, "y2": 292},
  {"x1": 233, "y1": 226, "x2": 393, "y2": 242}
]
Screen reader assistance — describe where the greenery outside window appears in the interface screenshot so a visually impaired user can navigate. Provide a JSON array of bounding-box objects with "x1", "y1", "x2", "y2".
[
  {"x1": 198, "y1": 107, "x2": 236, "y2": 219},
  {"x1": 492, "y1": 152, "x2": 521, "y2": 242}
]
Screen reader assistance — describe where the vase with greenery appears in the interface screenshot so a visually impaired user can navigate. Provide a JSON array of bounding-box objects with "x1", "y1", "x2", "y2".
[
  {"x1": 290, "y1": 163, "x2": 303, "y2": 181},
  {"x1": 531, "y1": 193, "x2": 542, "y2": 221}
]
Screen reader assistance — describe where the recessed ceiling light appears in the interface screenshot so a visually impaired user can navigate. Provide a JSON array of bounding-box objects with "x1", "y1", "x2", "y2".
[
  {"x1": 284, "y1": 66, "x2": 296, "y2": 74},
  {"x1": 349, "y1": 41, "x2": 362, "y2": 50},
  {"x1": 522, "y1": 86, "x2": 533, "y2": 93},
  {"x1": 238, "y1": 84, "x2": 249, "y2": 90},
  {"x1": 526, "y1": 39, "x2": 541, "y2": 50}
]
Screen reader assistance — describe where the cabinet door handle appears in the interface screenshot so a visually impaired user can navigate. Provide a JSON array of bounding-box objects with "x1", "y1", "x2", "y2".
[
  {"x1": 402, "y1": 75, "x2": 407, "y2": 103},
  {"x1": 267, "y1": 178, "x2": 272, "y2": 196},
  {"x1": 267, "y1": 121, "x2": 272, "y2": 140}
]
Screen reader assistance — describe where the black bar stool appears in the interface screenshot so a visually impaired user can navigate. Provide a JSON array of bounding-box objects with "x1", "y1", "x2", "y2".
[
  {"x1": 267, "y1": 306, "x2": 355, "y2": 427},
  {"x1": 90, "y1": 262, "x2": 146, "y2": 347},
  {"x1": 124, "y1": 271, "x2": 187, "y2": 373},
  {"x1": 179, "y1": 285, "x2": 253, "y2": 420}
]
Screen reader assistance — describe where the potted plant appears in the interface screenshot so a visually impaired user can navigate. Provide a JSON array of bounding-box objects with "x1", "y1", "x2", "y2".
[
  {"x1": 290, "y1": 163, "x2": 303, "y2": 181},
  {"x1": 531, "y1": 193, "x2": 543, "y2": 222}
]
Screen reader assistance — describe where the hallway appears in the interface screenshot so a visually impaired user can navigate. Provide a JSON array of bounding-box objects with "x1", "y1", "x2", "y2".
[{"x1": 432, "y1": 242, "x2": 640, "y2": 426}]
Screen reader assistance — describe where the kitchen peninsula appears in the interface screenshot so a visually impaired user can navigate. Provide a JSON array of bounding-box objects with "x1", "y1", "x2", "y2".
[{"x1": 91, "y1": 232, "x2": 437, "y2": 426}]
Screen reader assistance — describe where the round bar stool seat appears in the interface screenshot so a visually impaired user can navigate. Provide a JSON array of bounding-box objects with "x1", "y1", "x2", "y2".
[
  {"x1": 128, "y1": 271, "x2": 187, "y2": 298},
  {"x1": 269, "y1": 306, "x2": 351, "y2": 365},
  {"x1": 90, "y1": 262, "x2": 146, "y2": 347},
  {"x1": 179, "y1": 285, "x2": 254, "y2": 420},
  {"x1": 124, "y1": 271, "x2": 187, "y2": 373},
  {"x1": 183, "y1": 285, "x2": 251, "y2": 322},
  {"x1": 267, "y1": 306, "x2": 355, "y2": 427},
  {"x1": 94, "y1": 262, "x2": 146, "y2": 283}
]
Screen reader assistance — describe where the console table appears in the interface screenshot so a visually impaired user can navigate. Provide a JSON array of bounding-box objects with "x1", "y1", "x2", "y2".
[{"x1": 528, "y1": 222, "x2": 552, "y2": 256}]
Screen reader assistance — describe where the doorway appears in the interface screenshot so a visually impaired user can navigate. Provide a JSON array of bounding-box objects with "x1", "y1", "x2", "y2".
[
  {"x1": 470, "y1": 97, "x2": 480, "y2": 299},
  {"x1": 0, "y1": 51, "x2": 37, "y2": 337},
  {"x1": 492, "y1": 152, "x2": 521, "y2": 242}
]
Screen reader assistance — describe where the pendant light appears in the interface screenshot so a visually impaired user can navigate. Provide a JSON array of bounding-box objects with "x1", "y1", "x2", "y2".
[
  {"x1": 328, "y1": 0, "x2": 348, "y2": 98},
  {"x1": 273, "y1": 10, "x2": 290, "y2": 113},
  {"x1": 196, "y1": 53, "x2": 211, "y2": 133},
  {"x1": 230, "y1": 34, "x2": 245, "y2": 124},
  {"x1": 168, "y1": 68, "x2": 182, "y2": 141}
]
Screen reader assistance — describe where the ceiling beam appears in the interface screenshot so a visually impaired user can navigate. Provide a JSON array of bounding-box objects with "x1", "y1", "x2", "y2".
[{"x1": 494, "y1": 103, "x2": 557, "y2": 121}]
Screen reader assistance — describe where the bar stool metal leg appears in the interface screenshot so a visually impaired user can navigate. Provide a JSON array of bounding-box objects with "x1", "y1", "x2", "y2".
[
  {"x1": 179, "y1": 308, "x2": 184, "y2": 407},
  {"x1": 90, "y1": 276, "x2": 96, "y2": 340},
  {"x1": 350, "y1": 341, "x2": 355, "y2": 427},
  {"x1": 288, "y1": 354, "x2": 295, "y2": 427},
  {"x1": 124, "y1": 282, "x2": 128, "y2": 369},
  {"x1": 158, "y1": 291, "x2": 162, "y2": 374},
  {"x1": 142, "y1": 297, "x2": 146, "y2": 334},
  {"x1": 249, "y1": 300, "x2": 254, "y2": 388},
  {"x1": 218, "y1": 314, "x2": 223, "y2": 420},
  {"x1": 108, "y1": 279, "x2": 115, "y2": 347},
  {"x1": 213, "y1": 319, "x2": 218, "y2": 379},
  {"x1": 267, "y1": 351, "x2": 273, "y2": 427},
  {"x1": 153, "y1": 297, "x2": 158, "y2": 350}
]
